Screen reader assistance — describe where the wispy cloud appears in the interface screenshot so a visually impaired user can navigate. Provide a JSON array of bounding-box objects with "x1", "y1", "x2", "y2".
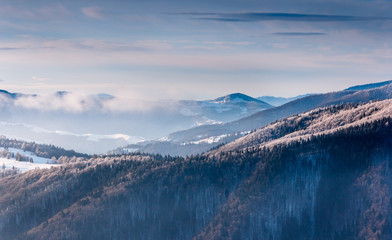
[
  {"x1": 0, "y1": 4, "x2": 69, "y2": 20},
  {"x1": 0, "y1": 20, "x2": 37, "y2": 31},
  {"x1": 1, "y1": 40, "x2": 392, "y2": 73},
  {"x1": 273, "y1": 32, "x2": 326, "y2": 36},
  {"x1": 31, "y1": 4, "x2": 69, "y2": 20},
  {"x1": 52, "y1": 130, "x2": 144, "y2": 143},
  {"x1": 0, "y1": 38, "x2": 255, "y2": 53},
  {"x1": 133, "y1": 40, "x2": 173, "y2": 51},
  {"x1": 0, "y1": 47, "x2": 24, "y2": 51},
  {"x1": 0, "y1": 38, "x2": 173, "y2": 52},
  {"x1": 81, "y1": 6, "x2": 106, "y2": 19},
  {"x1": 182, "y1": 12, "x2": 391, "y2": 22},
  {"x1": 205, "y1": 41, "x2": 253, "y2": 46},
  {"x1": 32, "y1": 76, "x2": 49, "y2": 82}
]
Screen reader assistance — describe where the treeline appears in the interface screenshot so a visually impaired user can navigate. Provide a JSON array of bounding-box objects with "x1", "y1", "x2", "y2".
[
  {"x1": 0, "y1": 165, "x2": 20, "y2": 178},
  {"x1": 0, "y1": 149, "x2": 33, "y2": 162},
  {"x1": 0, "y1": 136, "x2": 89, "y2": 159}
]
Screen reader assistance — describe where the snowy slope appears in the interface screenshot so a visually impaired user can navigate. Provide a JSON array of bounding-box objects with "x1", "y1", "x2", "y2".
[
  {"x1": 0, "y1": 147, "x2": 56, "y2": 173},
  {"x1": 213, "y1": 99, "x2": 392, "y2": 153}
]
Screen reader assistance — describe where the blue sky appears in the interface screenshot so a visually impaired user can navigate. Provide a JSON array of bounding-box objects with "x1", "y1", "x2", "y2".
[{"x1": 1, "y1": 0, "x2": 392, "y2": 100}]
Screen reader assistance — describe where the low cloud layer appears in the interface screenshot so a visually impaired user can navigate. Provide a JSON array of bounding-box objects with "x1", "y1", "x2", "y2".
[
  {"x1": 0, "y1": 121, "x2": 144, "y2": 154},
  {"x1": 1, "y1": 91, "x2": 179, "y2": 113}
]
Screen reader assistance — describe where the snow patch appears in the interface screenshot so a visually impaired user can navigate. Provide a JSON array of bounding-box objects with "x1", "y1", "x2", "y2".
[
  {"x1": 158, "y1": 136, "x2": 170, "y2": 142},
  {"x1": 195, "y1": 117, "x2": 223, "y2": 126},
  {"x1": 0, "y1": 147, "x2": 57, "y2": 173},
  {"x1": 120, "y1": 148, "x2": 139, "y2": 153},
  {"x1": 181, "y1": 134, "x2": 229, "y2": 145}
]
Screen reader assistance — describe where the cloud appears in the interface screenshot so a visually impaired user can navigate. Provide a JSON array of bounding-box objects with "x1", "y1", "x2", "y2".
[
  {"x1": 82, "y1": 6, "x2": 106, "y2": 19},
  {"x1": 182, "y1": 12, "x2": 391, "y2": 22},
  {"x1": 0, "y1": 121, "x2": 144, "y2": 146},
  {"x1": 32, "y1": 4, "x2": 69, "y2": 20},
  {"x1": 0, "y1": 38, "x2": 172, "y2": 52},
  {"x1": 0, "y1": 4, "x2": 69, "y2": 20},
  {"x1": 0, "y1": 20, "x2": 38, "y2": 31},
  {"x1": 0, "y1": 47, "x2": 24, "y2": 51},
  {"x1": 205, "y1": 41, "x2": 253, "y2": 46},
  {"x1": 32, "y1": 76, "x2": 49, "y2": 82},
  {"x1": 1, "y1": 42, "x2": 391, "y2": 73},
  {"x1": 273, "y1": 32, "x2": 326, "y2": 36},
  {"x1": 8, "y1": 91, "x2": 179, "y2": 113},
  {"x1": 133, "y1": 40, "x2": 173, "y2": 51},
  {"x1": 13, "y1": 92, "x2": 92, "y2": 113},
  {"x1": 53, "y1": 130, "x2": 144, "y2": 143}
]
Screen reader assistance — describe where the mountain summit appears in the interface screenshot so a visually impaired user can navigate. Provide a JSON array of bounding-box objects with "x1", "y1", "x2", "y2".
[{"x1": 214, "y1": 93, "x2": 268, "y2": 104}]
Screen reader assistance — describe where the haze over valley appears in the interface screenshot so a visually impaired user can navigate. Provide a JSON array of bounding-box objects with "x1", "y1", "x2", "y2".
[{"x1": 0, "y1": 90, "x2": 275, "y2": 154}]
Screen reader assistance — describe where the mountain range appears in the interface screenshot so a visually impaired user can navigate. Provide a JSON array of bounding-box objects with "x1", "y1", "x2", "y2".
[
  {"x1": 0, "y1": 90, "x2": 271, "y2": 154},
  {"x1": 2, "y1": 92, "x2": 392, "y2": 239},
  {"x1": 257, "y1": 94, "x2": 313, "y2": 106},
  {"x1": 113, "y1": 80, "x2": 392, "y2": 156}
]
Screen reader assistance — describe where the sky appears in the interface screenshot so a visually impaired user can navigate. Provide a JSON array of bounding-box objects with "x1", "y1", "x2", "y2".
[{"x1": 1, "y1": 0, "x2": 392, "y2": 100}]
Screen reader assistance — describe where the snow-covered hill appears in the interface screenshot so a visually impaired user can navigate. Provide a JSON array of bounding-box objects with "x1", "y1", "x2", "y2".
[
  {"x1": 0, "y1": 147, "x2": 56, "y2": 174},
  {"x1": 213, "y1": 99, "x2": 392, "y2": 153}
]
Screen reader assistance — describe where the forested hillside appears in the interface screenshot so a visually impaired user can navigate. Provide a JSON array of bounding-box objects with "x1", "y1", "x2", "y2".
[
  {"x1": 1, "y1": 101, "x2": 392, "y2": 239},
  {"x1": 0, "y1": 136, "x2": 89, "y2": 159},
  {"x1": 214, "y1": 99, "x2": 392, "y2": 153}
]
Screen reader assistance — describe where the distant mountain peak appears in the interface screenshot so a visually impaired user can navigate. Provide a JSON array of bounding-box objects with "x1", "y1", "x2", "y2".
[
  {"x1": 0, "y1": 89, "x2": 20, "y2": 99},
  {"x1": 55, "y1": 91, "x2": 70, "y2": 97},
  {"x1": 214, "y1": 93, "x2": 264, "y2": 103},
  {"x1": 97, "y1": 93, "x2": 115, "y2": 100},
  {"x1": 0, "y1": 89, "x2": 12, "y2": 95},
  {"x1": 344, "y1": 80, "x2": 392, "y2": 91},
  {"x1": 257, "y1": 94, "x2": 314, "y2": 107}
]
